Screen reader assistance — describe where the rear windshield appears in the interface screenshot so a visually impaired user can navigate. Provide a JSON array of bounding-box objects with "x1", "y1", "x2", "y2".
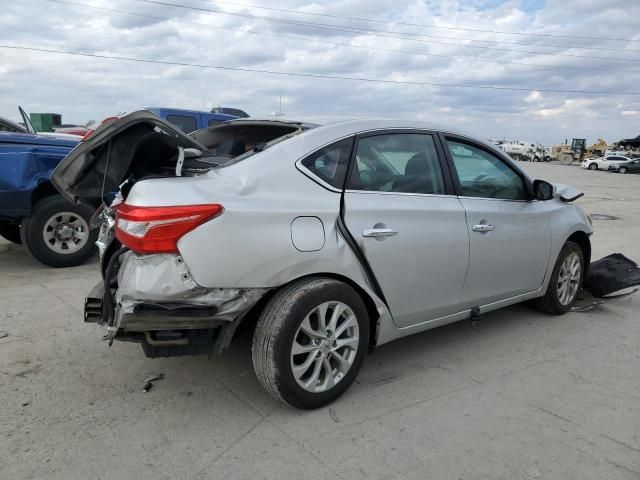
[{"x1": 190, "y1": 122, "x2": 311, "y2": 167}]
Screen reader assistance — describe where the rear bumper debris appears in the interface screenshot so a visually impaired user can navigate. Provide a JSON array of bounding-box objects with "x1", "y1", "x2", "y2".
[
  {"x1": 583, "y1": 253, "x2": 640, "y2": 298},
  {"x1": 86, "y1": 251, "x2": 268, "y2": 355}
]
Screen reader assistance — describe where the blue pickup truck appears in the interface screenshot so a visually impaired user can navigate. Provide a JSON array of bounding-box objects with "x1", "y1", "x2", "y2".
[
  {"x1": 0, "y1": 107, "x2": 239, "y2": 267},
  {"x1": 145, "y1": 107, "x2": 237, "y2": 133}
]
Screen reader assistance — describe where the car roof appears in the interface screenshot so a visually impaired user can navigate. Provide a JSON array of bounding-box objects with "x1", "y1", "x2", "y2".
[{"x1": 294, "y1": 117, "x2": 486, "y2": 149}]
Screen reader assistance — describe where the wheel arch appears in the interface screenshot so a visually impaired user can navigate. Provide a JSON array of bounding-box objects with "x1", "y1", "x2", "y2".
[
  {"x1": 567, "y1": 230, "x2": 591, "y2": 273},
  {"x1": 30, "y1": 181, "x2": 59, "y2": 209},
  {"x1": 234, "y1": 272, "x2": 382, "y2": 348}
]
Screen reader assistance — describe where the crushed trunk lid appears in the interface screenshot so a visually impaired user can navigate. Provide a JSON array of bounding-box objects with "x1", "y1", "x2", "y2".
[{"x1": 51, "y1": 110, "x2": 208, "y2": 203}]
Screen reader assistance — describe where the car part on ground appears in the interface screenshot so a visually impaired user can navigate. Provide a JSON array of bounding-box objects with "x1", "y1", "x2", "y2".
[
  {"x1": 55, "y1": 112, "x2": 594, "y2": 408},
  {"x1": 583, "y1": 253, "x2": 640, "y2": 298}
]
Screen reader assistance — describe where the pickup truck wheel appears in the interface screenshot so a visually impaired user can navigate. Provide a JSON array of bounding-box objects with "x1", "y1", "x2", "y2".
[
  {"x1": 252, "y1": 277, "x2": 369, "y2": 409},
  {"x1": 534, "y1": 241, "x2": 584, "y2": 315},
  {"x1": 0, "y1": 222, "x2": 22, "y2": 244},
  {"x1": 20, "y1": 196, "x2": 98, "y2": 267}
]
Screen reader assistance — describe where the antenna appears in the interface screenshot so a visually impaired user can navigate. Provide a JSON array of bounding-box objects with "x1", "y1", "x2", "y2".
[{"x1": 272, "y1": 94, "x2": 285, "y2": 117}]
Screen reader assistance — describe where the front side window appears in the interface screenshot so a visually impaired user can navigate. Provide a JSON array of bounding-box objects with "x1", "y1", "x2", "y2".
[
  {"x1": 347, "y1": 133, "x2": 445, "y2": 194},
  {"x1": 167, "y1": 115, "x2": 197, "y2": 133},
  {"x1": 300, "y1": 137, "x2": 354, "y2": 189},
  {"x1": 446, "y1": 139, "x2": 527, "y2": 200}
]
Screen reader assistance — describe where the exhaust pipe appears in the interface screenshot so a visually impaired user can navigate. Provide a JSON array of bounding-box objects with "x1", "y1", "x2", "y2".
[{"x1": 84, "y1": 283, "x2": 105, "y2": 323}]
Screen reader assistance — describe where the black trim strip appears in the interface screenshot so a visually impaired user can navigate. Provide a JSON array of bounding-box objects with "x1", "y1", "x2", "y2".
[{"x1": 337, "y1": 133, "x2": 389, "y2": 307}]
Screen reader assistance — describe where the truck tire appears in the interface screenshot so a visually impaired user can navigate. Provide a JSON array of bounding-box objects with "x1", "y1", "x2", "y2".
[
  {"x1": 0, "y1": 222, "x2": 22, "y2": 244},
  {"x1": 20, "y1": 196, "x2": 98, "y2": 267},
  {"x1": 252, "y1": 277, "x2": 369, "y2": 409},
  {"x1": 560, "y1": 153, "x2": 574, "y2": 164}
]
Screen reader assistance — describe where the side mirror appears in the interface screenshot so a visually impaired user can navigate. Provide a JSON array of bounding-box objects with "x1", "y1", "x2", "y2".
[{"x1": 533, "y1": 179, "x2": 555, "y2": 201}]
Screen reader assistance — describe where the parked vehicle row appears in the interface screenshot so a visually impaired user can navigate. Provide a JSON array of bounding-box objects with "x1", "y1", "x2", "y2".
[
  {"x1": 51, "y1": 112, "x2": 592, "y2": 409},
  {"x1": 581, "y1": 154, "x2": 640, "y2": 173}
]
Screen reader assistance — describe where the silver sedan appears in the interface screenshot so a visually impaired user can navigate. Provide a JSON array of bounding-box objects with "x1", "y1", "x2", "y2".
[{"x1": 53, "y1": 112, "x2": 593, "y2": 409}]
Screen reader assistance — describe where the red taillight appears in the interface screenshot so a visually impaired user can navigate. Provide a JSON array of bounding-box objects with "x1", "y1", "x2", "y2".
[{"x1": 115, "y1": 204, "x2": 223, "y2": 253}]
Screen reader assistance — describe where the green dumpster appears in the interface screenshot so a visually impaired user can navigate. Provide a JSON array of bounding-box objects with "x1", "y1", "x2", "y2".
[{"x1": 30, "y1": 113, "x2": 62, "y2": 132}]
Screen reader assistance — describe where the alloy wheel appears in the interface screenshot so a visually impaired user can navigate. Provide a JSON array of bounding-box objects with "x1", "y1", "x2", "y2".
[
  {"x1": 290, "y1": 301, "x2": 359, "y2": 393},
  {"x1": 557, "y1": 252, "x2": 581, "y2": 305}
]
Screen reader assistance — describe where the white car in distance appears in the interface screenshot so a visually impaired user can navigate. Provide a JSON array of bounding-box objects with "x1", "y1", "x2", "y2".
[{"x1": 582, "y1": 154, "x2": 632, "y2": 170}]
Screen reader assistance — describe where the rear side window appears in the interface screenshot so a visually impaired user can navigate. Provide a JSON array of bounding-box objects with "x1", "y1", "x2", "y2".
[
  {"x1": 300, "y1": 137, "x2": 354, "y2": 189},
  {"x1": 347, "y1": 133, "x2": 445, "y2": 194},
  {"x1": 167, "y1": 115, "x2": 197, "y2": 133}
]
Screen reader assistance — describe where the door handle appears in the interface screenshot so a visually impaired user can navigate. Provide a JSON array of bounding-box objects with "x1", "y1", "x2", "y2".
[
  {"x1": 363, "y1": 228, "x2": 398, "y2": 238},
  {"x1": 472, "y1": 224, "x2": 495, "y2": 233}
]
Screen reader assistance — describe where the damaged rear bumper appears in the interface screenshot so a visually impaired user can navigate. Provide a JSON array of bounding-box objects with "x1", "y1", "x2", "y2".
[{"x1": 86, "y1": 251, "x2": 268, "y2": 356}]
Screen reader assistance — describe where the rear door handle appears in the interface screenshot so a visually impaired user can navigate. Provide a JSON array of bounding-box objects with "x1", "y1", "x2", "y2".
[
  {"x1": 363, "y1": 228, "x2": 398, "y2": 238},
  {"x1": 472, "y1": 224, "x2": 495, "y2": 233}
]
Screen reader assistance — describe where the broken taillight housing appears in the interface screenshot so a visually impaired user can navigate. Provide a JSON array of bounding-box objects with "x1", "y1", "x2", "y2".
[{"x1": 114, "y1": 204, "x2": 223, "y2": 253}]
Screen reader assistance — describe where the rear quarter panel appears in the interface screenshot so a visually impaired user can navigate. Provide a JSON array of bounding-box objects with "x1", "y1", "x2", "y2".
[{"x1": 124, "y1": 142, "x2": 374, "y2": 292}]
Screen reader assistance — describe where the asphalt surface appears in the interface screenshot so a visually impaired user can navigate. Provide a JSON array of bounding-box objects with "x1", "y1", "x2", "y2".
[{"x1": 1, "y1": 162, "x2": 639, "y2": 480}]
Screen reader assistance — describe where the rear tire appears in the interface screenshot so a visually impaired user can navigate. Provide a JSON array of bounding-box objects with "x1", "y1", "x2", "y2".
[
  {"x1": 535, "y1": 241, "x2": 584, "y2": 315},
  {"x1": 0, "y1": 222, "x2": 22, "y2": 244},
  {"x1": 252, "y1": 277, "x2": 369, "y2": 409},
  {"x1": 20, "y1": 196, "x2": 98, "y2": 267}
]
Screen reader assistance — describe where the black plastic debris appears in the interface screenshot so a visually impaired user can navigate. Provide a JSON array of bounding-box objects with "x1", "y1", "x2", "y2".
[
  {"x1": 142, "y1": 373, "x2": 164, "y2": 393},
  {"x1": 583, "y1": 253, "x2": 640, "y2": 298}
]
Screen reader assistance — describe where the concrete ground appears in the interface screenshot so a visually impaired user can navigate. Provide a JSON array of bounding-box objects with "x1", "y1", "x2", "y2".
[{"x1": 1, "y1": 162, "x2": 639, "y2": 480}]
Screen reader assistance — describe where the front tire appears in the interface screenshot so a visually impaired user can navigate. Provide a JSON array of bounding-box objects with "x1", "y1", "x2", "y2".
[
  {"x1": 588, "y1": 163, "x2": 598, "y2": 170},
  {"x1": 619, "y1": 167, "x2": 628, "y2": 174},
  {"x1": 535, "y1": 241, "x2": 584, "y2": 315},
  {"x1": 20, "y1": 196, "x2": 98, "y2": 267},
  {"x1": 0, "y1": 222, "x2": 22, "y2": 244},
  {"x1": 252, "y1": 277, "x2": 369, "y2": 409}
]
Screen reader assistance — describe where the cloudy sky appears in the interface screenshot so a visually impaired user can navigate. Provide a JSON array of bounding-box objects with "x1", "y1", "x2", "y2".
[{"x1": 1, "y1": 0, "x2": 639, "y2": 144}]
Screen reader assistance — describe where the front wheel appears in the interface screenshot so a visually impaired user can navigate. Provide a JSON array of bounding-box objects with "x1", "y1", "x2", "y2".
[
  {"x1": 20, "y1": 195, "x2": 98, "y2": 267},
  {"x1": 534, "y1": 241, "x2": 584, "y2": 315},
  {"x1": 252, "y1": 277, "x2": 369, "y2": 409},
  {"x1": 588, "y1": 163, "x2": 598, "y2": 170},
  {"x1": 619, "y1": 167, "x2": 628, "y2": 174},
  {"x1": 0, "y1": 222, "x2": 22, "y2": 244}
]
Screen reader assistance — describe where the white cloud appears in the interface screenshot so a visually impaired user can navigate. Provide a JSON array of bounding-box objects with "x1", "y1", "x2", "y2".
[{"x1": 1, "y1": 0, "x2": 639, "y2": 144}]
